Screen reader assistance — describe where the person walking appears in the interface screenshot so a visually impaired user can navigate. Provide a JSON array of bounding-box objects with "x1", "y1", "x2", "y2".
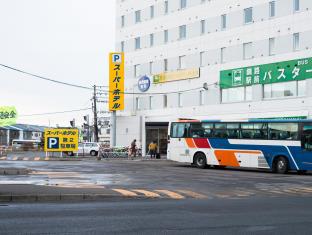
[
  {"x1": 148, "y1": 140, "x2": 157, "y2": 159},
  {"x1": 130, "y1": 139, "x2": 137, "y2": 157}
]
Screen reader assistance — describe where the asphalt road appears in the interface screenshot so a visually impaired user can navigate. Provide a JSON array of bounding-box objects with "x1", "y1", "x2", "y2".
[
  {"x1": 0, "y1": 197, "x2": 312, "y2": 235},
  {"x1": 1, "y1": 159, "x2": 312, "y2": 200}
]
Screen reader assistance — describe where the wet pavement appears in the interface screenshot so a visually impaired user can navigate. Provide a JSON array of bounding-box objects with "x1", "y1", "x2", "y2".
[{"x1": 0, "y1": 159, "x2": 311, "y2": 200}]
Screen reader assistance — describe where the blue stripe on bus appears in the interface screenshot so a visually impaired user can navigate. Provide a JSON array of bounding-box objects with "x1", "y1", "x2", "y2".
[{"x1": 208, "y1": 138, "x2": 310, "y2": 170}]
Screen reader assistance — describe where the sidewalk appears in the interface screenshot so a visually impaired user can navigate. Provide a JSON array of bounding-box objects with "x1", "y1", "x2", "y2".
[{"x1": 0, "y1": 184, "x2": 134, "y2": 203}]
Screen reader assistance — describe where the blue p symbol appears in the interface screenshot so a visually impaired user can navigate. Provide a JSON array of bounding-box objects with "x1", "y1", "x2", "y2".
[
  {"x1": 112, "y1": 53, "x2": 122, "y2": 63},
  {"x1": 48, "y1": 137, "x2": 59, "y2": 149}
]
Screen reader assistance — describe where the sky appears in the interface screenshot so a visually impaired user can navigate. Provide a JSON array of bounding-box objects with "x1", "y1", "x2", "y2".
[{"x1": 0, "y1": 0, "x2": 115, "y2": 127}]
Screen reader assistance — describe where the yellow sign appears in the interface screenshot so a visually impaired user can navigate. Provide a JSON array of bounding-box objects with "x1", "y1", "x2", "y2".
[
  {"x1": 0, "y1": 106, "x2": 18, "y2": 127},
  {"x1": 109, "y1": 52, "x2": 124, "y2": 111},
  {"x1": 153, "y1": 68, "x2": 200, "y2": 84},
  {"x1": 44, "y1": 128, "x2": 79, "y2": 152}
]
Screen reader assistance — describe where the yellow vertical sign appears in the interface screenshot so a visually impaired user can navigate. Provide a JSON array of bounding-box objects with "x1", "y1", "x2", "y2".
[{"x1": 109, "y1": 52, "x2": 124, "y2": 111}]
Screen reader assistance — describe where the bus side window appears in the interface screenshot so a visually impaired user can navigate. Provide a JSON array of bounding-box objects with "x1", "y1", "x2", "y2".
[
  {"x1": 171, "y1": 123, "x2": 190, "y2": 138},
  {"x1": 302, "y1": 125, "x2": 312, "y2": 151}
]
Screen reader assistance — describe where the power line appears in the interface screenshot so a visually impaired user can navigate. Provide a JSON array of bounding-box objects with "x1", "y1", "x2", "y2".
[
  {"x1": 0, "y1": 64, "x2": 92, "y2": 90},
  {"x1": 19, "y1": 108, "x2": 92, "y2": 117},
  {"x1": 97, "y1": 82, "x2": 218, "y2": 95}
]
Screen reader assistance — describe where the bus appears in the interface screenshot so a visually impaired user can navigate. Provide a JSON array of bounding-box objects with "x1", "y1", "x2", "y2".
[{"x1": 167, "y1": 119, "x2": 312, "y2": 174}]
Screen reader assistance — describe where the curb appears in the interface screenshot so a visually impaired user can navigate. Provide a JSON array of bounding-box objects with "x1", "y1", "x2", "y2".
[{"x1": 0, "y1": 193, "x2": 145, "y2": 203}]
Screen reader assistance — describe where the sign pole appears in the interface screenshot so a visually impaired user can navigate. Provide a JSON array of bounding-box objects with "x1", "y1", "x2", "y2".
[{"x1": 111, "y1": 111, "x2": 116, "y2": 147}]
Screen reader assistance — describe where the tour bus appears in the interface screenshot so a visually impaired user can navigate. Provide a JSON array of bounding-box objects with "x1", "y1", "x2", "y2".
[{"x1": 167, "y1": 119, "x2": 312, "y2": 174}]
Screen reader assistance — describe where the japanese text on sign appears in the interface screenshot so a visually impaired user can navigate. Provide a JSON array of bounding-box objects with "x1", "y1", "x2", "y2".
[
  {"x1": 44, "y1": 128, "x2": 79, "y2": 152},
  {"x1": 0, "y1": 106, "x2": 18, "y2": 127},
  {"x1": 109, "y1": 53, "x2": 124, "y2": 111},
  {"x1": 220, "y1": 57, "x2": 312, "y2": 89}
]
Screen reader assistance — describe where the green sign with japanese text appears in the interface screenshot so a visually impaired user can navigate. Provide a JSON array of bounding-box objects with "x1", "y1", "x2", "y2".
[
  {"x1": 220, "y1": 57, "x2": 312, "y2": 89},
  {"x1": 0, "y1": 106, "x2": 18, "y2": 127}
]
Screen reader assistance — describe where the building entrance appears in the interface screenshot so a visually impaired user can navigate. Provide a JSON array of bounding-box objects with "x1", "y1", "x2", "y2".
[{"x1": 145, "y1": 122, "x2": 168, "y2": 156}]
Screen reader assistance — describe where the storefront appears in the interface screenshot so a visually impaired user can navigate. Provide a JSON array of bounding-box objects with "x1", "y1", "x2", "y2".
[{"x1": 145, "y1": 122, "x2": 168, "y2": 155}]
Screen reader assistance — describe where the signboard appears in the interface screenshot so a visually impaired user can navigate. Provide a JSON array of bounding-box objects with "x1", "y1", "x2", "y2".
[
  {"x1": 44, "y1": 128, "x2": 79, "y2": 152},
  {"x1": 138, "y1": 76, "x2": 151, "y2": 92},
  {"x1": 153, "y1": 68, "x2": 200, "y2": 84},
  {"x1": 220, "y1": 57, "x2": 312, "y2": 89},
  {"x1": 109, "y1": 52, "x2": 124, "y2": 111},
  {"x1": 0, "y1": 106, "x2": 18, "y2": 127}
]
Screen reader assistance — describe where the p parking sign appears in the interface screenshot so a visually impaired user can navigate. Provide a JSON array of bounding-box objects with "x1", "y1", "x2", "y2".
[{"x1": 44, "y1": 128, "x2": 78, "y2": 152}]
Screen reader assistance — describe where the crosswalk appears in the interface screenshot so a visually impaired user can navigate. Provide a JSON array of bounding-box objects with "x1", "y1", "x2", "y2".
[{"x1": 112, "y1": 188, "x2": 207, "y2": 199}]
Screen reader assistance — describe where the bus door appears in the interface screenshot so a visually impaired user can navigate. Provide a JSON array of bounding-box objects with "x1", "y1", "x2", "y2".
[
  {"x1": 170, "y1": 122, "x2": 190, "y2": 162},
  {"x1": 300, "y1": 123, "x2": 312, "y2": 167}
]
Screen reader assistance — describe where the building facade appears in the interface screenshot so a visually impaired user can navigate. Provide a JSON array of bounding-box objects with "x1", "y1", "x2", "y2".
[{"x1": 115, "y1": 0, "x2": 312, "y2": 154}]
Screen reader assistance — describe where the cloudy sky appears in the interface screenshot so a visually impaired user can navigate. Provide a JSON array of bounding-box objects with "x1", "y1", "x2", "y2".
[{"x1": 0, "y1": 0, "x2": 115, "y2": 127}]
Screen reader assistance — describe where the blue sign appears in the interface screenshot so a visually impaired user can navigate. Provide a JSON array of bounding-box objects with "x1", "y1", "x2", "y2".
[
  {"x1": 138, "y1": 76, "x2": 151, "y2": 92},
  {"x1": 47, "y1": 137, "x2": 59, "y2": 149}
]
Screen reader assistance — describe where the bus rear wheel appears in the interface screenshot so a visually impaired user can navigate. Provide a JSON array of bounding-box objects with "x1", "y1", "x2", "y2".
[
  {"x1": 274, "y1": 156, "x2": 289, "y2": 174},
  {"x1": 194, "y1": 153, "x2": 207, "y2": 169}
]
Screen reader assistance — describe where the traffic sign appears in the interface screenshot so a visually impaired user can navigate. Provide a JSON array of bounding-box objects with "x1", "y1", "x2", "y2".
[{"x1": 44, "y1": 128, "x2": 79, "y2": 152}]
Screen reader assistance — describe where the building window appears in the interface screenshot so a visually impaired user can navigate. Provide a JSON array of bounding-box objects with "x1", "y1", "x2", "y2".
[
  {"x1": 294, "y1": 0, "x2": 300, "y2": 12},
  {"x1": 180, "y1": 0, "x2": 187, "y2": 9},
  {"x1": 221, "y1": 47, "x2": 226, "y2": 63},
  {"x1": 178, "y1": 93, "x2": 183, "y2": 107},
  {"x1": 121, "y1": 15, "x2": 125, "y2": 27},
  {"x1": 150, "y1": 6, "x2": 154, "y2": 19},
  {"x1": 164, "y1": 30, "x2": 168, "y2": 43},
  {"x1": 164, "y1": 59, "x2": 168, "y2": 71},
  {"x1": 163, "y1": 95, "x2": 168, "y2": 108},
  {"x1": 200, "y1": 90, "x2": 205, "y2": 105},
  {"x1": 121, "y1": 41, "x2": 124, "y2": 52},
  {"x1": 134, "y1": 64, "x2": 140, "y2": 77},
  {"x1": 179, "y1": 55, "x2": 186, "y2": 69},
  {"x1": 150, "y1": 33, "x2": 154, "y2": 47},
  {"x1": 222, "y1": 86, "x2": 252, "y2": 103},
  {"x1": 136, "y1": 97, "x2": 141, "y2": 110},
  {"x1": 200, "y1": 51, "x2": 204, "y2": 67},
  {"x1": 244, "y1": 7, "x2": 253, "y2": 24},
  {"x1": 179, "y1": 25, "x2": 186, "y2": 40},
  {"x1": 293, "y1": 33, "x2": 299, "y2": 51},
  {"x1": 221, "y1": 14, "x2": 227, "y2": 30},
  {"x1": 243, "y1": 42, "x2": 252, "y2": 60},
  {"x1": 264, "y1": 80, "x2": 305, "y2": 99},
  {"x1": 164, "y1": 1, "x2": 169, "y2": 14},
  {"x1": 135, "y1": 10, "x2": 141, "y2": 23},
  {"x1": 149, "y1": 96, "x2": 153, "y2": 109},
  {"x1": 135, "y1": 37, "x2": 141, "y2": 50},
  {"x1": 200, "y1": 20, "x2": 206, "y2": 34},
  {"x1": 269, "y1": 1, "x2": 275, "y2": 17},
  {"x1": 149, "y1": 61, "x2": 153, "y2": 74},
  {"x1": 269, "y1": 38, "x2": 275, "y2": 56}
]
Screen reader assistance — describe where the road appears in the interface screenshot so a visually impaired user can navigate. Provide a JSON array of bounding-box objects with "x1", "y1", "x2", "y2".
[
  {"x1": 0, "y1": 159, "x2": 312, "y2": 199},
  {"x1": 0, "y1": 159, "x2": 312, "y2": 234},
  {"x1": 0, "y1": 197, "x2": 312, "y2": 235}
]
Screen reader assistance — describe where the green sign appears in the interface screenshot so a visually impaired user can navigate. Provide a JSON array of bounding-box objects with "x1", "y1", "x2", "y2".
[
  {"x1": 0, "y1": 106, "x2": 18, "y2": 127},
  {"x1": 220, "y1": 57, "x2": 312, "y2": 89}
]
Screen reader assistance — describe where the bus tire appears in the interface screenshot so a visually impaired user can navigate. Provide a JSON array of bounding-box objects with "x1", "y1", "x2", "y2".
[
  {"x1": 297, "y1": 170, "x2": 307, "y2": 175},
  {"x1": 194, "y1": 152, "x2": 207, "y2": 169},
  {"x1": 274, "y1": 156, "x2": 289, "y2": 174}
]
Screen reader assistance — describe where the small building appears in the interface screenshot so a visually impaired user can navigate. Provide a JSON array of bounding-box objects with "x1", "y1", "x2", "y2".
[{"x1": 0, "y1": 124, "x2": 46, "y2": 146}]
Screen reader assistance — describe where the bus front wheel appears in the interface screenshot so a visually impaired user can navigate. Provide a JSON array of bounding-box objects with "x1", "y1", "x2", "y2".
[
  {"x1": 274, "y1": 156, "x2": 289, "y2": 174},
  {"x1": 194, "y1": 153, "x2": 207, "y2": 169}
]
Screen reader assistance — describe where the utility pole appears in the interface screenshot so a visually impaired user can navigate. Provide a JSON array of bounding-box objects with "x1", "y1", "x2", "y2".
[{"x1": 93, "y1": 85, "x2": 99, "y2": 142}]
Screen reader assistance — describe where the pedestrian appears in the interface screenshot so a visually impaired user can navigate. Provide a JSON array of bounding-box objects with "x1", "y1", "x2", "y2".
[
  {"x1": 130, "y1": 139, "x2": 137, "y2": 157},
  {"x1": 148, "y1": 141, "x2": 157, "y2": 159}
]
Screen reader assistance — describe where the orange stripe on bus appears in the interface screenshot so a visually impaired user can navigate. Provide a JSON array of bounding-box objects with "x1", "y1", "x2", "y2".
[
  {"x1": 214, "y1": 150, "x2": 240, "y2": 167},
  {"x1": 214, "y1": 150, "x2": 262, "y2": 167},
  {"x1": 185, "y1": 138, "x2": 196, "y2": 148}
]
